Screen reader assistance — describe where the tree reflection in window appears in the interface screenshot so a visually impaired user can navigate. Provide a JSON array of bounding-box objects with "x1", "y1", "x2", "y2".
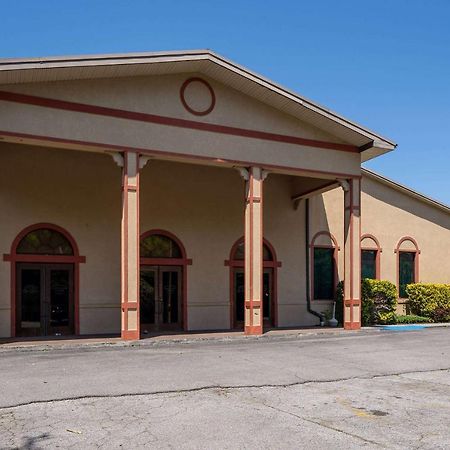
[
  {"x1": 361, "y1": 250, "x2": 377, "y2": 279},
  {"x1": 399, "y1": 252, "x2": 415, "y2": 298},
  {"x1": 17, "y1": 229, "x2": 74, "y2": 255},
  {"x1": 140, "y1": 234, "x2": 182, "y2": 258},
  {"x1": 313, "y1": 248, "x2": 334, "y2": 300},
  {"x1": 233, "y1": 240, "x2": 273, "y2": 261}
]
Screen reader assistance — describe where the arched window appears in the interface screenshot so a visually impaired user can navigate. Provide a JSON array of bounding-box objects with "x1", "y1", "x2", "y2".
[
  {"x1": 310, "y1": 231, "x2": 339, "y2": 301},
  {"x1": 140, "y1": 233, "x2": 182, "y2": 259},
  {"x1": 395, "y1": 237, "x2": 420, "y2": 298},
  {"x1": 361, "y1": 234, "x2": 382, "y2": 280},
  {"x1": 231, "y1": 240, "x2": 274, "y2": 261},
  {"x1": 16, "y1": 228, "x2": 74, "y2": 255}
]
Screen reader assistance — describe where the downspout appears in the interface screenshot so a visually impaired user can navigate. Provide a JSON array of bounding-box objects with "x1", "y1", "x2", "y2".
[{"x1": 305, "y1": 198, "x2": 326, "y2": 326}]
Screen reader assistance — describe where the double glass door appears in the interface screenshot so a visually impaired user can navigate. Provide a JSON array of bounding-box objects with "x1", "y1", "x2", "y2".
[
  {"x1": 16, "y1": 263, "x2": 74, "y2": 337},
  {"x1": 234, "y1": 268, "x2": 273, "y2": 327},
  {"x1": 140, "y1": 266, "x2": 182, "y2": 332}
]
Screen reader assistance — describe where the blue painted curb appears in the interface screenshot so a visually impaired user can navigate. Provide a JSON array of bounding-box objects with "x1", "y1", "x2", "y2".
[{"x1": 379, "y1": 324, "x2": 426, "y2": 331}]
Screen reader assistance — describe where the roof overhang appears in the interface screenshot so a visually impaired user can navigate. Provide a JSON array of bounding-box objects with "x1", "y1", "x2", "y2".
[{"x1": 0, "y1": 50, "x2": 396, "y2": 162}]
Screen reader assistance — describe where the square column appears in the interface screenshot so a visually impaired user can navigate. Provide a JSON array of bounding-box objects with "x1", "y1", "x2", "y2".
[
  {"x1": 121, "y1": 151, "x2": 140, "y2": 340},
  {"x1": 343, "y1": 178, "x2": 361, "y2": 330},
  {"x1": 244, "y1": 167, "x2": 264, "y2": 335}
]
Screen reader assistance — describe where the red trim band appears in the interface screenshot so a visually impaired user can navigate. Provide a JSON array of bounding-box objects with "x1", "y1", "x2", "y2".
[
  {"x1": 0, "y1": 89, "x2": 359, "y2": 153},
  {"x1": 0, "y1": 129, "x2": 361, "y2": 180}
]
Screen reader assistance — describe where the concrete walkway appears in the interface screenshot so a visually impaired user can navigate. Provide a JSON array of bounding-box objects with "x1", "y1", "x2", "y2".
[{"x1": 0, "y1": 326, "x2": 370, "y2": 350}]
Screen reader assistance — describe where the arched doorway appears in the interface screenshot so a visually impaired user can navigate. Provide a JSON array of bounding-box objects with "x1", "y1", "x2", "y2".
[
  {"x1": 5, "y1": 224, "x2": 85, "y2": 337},
  {"x1": 226, "y1": 237, "x2": 281, "y2": 329},
  {"x1": 139, "y1": 230, "x2": 191, "y2": 333}
]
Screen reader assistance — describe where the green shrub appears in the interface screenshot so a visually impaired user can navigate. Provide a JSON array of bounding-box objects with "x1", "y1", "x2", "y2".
[
  {"x1": 406, "y1": 283, "x2": 450, "y2": 322},
  {"x1": 394, "y1": 314, "x2": 432, "y2": 324},
  {"x1": 335, "y1": 279, "x2": 397, "y2": 326},
  {"x1": 335, "y1": 281, "x2": 344, "y2": 325}
]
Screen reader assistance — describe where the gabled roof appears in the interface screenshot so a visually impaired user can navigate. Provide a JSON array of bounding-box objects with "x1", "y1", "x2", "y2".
[
  {"x1": 362, "y1": 168, "x2": 450, "y2": 215},
  {"x1": 0, "y1": 50, "x2": 396, "y2": 161}
]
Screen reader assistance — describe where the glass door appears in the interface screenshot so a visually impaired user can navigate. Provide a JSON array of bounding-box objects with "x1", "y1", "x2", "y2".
[
  {"x1": 17, "y1": 264, "x2": 44, "y2": 337},
  {"x1": 46, "y1": 265, "x2": 74, "y2": 336},
  {"x1": 234, "y1": 269, "x2": 245, "y2": 325},
  {"x1": 140, "y1": 266, "x2": 182, "y2": 333},
  {"x1": 16, "y1": 263, "x2": 74, "y2": 337},
  {"x1": 234, "y1": 268, "x2": 273, "y2": 328},
  {"x1": 140, "y1": 266, "x2": 158, "y2": 331},
  {"x1": 159, "y1": 267, "x2": 182, "y2": 329},
  {"x1": 263, "y1": 269, "x2": 273, "y2": 324}
]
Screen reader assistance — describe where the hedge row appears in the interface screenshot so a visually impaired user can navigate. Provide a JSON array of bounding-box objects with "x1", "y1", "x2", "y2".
[
  {"x1": 406, "y1": 283, "x2": 450, "y2": 322},
  {"x1": 335, "y1": 279, "x2": 397, "y2": 326},
  {"x1": 334, "y1": 280, "x2": 450, "y2": 325}
]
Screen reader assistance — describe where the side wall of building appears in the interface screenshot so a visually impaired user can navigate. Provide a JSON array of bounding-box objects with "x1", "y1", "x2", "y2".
[{"x1": 314, "y1": 176, "x2": 450, "y2": 314}]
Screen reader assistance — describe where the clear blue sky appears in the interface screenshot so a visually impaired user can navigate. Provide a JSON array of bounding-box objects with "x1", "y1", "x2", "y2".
[{"x1": 2, "y1": 0, "x2": 449, "y2": 204}]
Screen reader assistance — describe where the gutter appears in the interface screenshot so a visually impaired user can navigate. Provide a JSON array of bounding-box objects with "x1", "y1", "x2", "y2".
[{"x1": 305, "y1": 198, "x2": 326, "y2": 326}]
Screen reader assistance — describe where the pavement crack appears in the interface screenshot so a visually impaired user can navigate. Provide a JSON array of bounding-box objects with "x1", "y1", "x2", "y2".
[{"x1": 1, "y1": 367, "x2": 448, "y2": 411}]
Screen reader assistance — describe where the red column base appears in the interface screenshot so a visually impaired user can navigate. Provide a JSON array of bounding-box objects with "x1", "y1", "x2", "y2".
[
  {"x1": 244, "y1": 325, "x2": 263, "y2": 335},
  {"x1": 121, "y1": 330, "x2": 140, "y2": 340},
  {"x1": 344, "y1": 322, "x2": 361, "y2": 330}
]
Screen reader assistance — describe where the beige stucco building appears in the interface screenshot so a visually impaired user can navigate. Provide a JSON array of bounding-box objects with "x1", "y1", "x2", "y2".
[{"x1": 0, "y1": 50, "x2": 448, "y2": 339}]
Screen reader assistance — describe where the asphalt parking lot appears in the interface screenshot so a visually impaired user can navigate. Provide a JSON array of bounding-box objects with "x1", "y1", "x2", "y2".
[{"x1": 0, "y1": 327, "x2": 449, "y2": 449}]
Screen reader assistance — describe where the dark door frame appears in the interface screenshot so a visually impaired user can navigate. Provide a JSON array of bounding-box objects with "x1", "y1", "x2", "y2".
[
  {"x1": 4, "y1": 223, "x2": 85, "y2": 337},
  {"x1": 139, "y1": 229, "x2": 191, "y2": 331},
  {"x1": 140, "y1": 265, "x2": 183, "y2": 333},
  {"x1": 16, "y1": 262, "x2": 74, "y2": 337},
  {"x1": 232, "y1": 267, "x2": 275, "y2": 329}
]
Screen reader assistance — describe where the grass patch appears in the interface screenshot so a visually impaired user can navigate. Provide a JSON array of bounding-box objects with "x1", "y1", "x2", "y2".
[{"x1": 395, "y1": 314, "x2": 432, "y2": 324}]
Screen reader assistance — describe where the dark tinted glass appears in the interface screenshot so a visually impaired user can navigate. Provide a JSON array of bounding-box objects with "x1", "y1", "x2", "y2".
[
  {"x1": 21, "y1": 269, "x2": 41, "y2": 329},
  {"x1": 50, "y1": 270, "x2": 70, "y2": 327},
  {"x1": 235, "y1": 271, "x2": 245, "y2": 322},
  {"x1": 361, "y1": 250, "x2": 377, "y2": 279},
  {"x1": 140, "y1": 235, "x2": 182, "y2": 258},
  {"x1": 162, "y1": 271, "x2": 179, "y2": 324},
  {"x1": 399, "y1": 252, "x2": 415, "y2": 298},
  {"x1": 313, "y1": 248, "x2": 334, "y2": 300},
  {"x1": 263, "y1": 272, "x2": 271, "y2": 319},
  {"x1": 17, "y1": 229, "x2": 73, "y2": 255},
  {"x1": 140, "y1": 270, "x2": 156, "y2": 324}
]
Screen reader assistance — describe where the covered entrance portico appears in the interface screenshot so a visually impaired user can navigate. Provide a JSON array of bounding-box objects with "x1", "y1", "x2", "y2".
[
  {"x1": 0, "y1": 51, "x2": 396, "y2": 340},
  {"x1": 118, "y1": 150, "x2": 364, "y2": 339}
]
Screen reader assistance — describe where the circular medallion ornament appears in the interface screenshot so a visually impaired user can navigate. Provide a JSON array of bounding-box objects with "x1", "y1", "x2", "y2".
[{"x1": 180, "y1": 77, "x2": 216, "y2": 116}]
